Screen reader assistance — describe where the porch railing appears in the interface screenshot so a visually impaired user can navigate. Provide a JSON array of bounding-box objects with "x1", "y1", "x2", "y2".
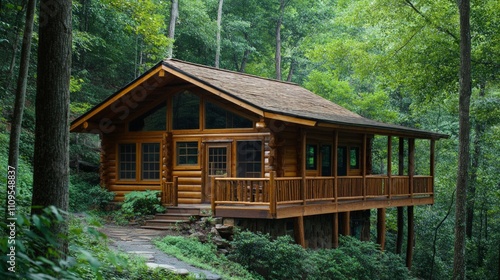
[
  {"x1": 161, "y1": 177, "x2": 178, "y2": 206},
  {"x1": 212, "y1": 172, "x2": 433, "y2": 216}
]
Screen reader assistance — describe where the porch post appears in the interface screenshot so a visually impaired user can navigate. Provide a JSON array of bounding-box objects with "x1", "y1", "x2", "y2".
[
  {"x1": 387, "y1": 136, "x2": 392, "y2": 199},
  {"x1": 406, "y1": 206, "x2": 414, "y2": 268},
  {"x1": 362, "y1": 134, "x2": 367, "y2": 200},
  {"x1": 333, "y1": 213, "x2": 339, "y2": 248},
  {"x1": 341, "y1": 211, "x2": 351, "y2": 236},
  {"x1": 377, "y1": 208, "x2": 386, "y2": 250},
  {"x1": 294, "y1": 216, "x2": 306, "y2": 248},
  {"x1": 334, "y1": 131, "x2": 338, "y2": 205},
  {"x1": 301, "y1": 129, "x2": 307, "y2": 205},
  {"x1": 430, "y1": 139, "x2": 435, "y2": 194},
  {"x1": 396, "y1": 137, "x2": 405, "y2": 254},
  {"x1": 409, "y1": 138, "x2": 415, "y2": 197}
]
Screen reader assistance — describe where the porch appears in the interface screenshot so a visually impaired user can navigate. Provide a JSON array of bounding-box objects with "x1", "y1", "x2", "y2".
[{"x1": 161, "y1": 172, "x2": 433, "y2": 219}]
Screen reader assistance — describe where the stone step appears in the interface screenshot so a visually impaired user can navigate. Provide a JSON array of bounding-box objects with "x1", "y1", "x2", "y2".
[
  {"x1": 164, "y1": 207, "x2": 201, "y2": 215},
  {"x1": 154, "y1": 213, "x2": 195, "y2": 221}
]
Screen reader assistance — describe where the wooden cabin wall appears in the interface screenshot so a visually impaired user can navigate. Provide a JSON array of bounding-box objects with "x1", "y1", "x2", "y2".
[
  {"x1": 278, "y1": 128, "x2": 299, "y2": 177},
  {"x1": 174, "y1": 169, "x2": 203, "y2": 204}
]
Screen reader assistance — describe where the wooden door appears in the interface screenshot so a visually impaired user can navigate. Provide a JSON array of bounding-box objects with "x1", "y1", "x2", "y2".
[
  {"x1": 204, "y1": 143, "x2": 231, "y2": 203},
  {"x1": 337, "y1": 146, "x2": 348, "y2": 176}
]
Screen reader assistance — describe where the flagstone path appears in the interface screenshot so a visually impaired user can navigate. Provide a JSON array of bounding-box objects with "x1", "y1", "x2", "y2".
[{"x1": 100, "y1": 224, "x2": 221, "y2": 279}]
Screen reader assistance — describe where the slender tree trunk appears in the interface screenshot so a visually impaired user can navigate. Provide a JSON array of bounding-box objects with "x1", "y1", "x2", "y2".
[
  {"x1": 286, "y1": 59, "x2": 295, "y2": 82},
  {"x1": 31, "y1": 0, "x2": 72, "y2": 255},
  {"x1": 275, "y1": 0, "x2": 285, "y2": 80},
  {"x1": 215, "y1": 0, "x2": 223, "y2": 68},
  {"x1": 453, "y1": 0, "x2": 471, "y2": 278},
  {"x1": 466, "y1": 82, "x2": 486, "y2": 239},
  {"x1": 5, "y1": 0, "x2": 36, "y2": 218},
  {"x1": 167, "y1": 0, "x2": 178, "y2": 59},
  {"x1": 5, "y1": 0, "x2": 27, "y2": 92}
]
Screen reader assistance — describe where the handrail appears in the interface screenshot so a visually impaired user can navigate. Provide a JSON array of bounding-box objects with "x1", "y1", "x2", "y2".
[{"x1": 212, "y1": 174, "x2": 434, "y2": 215}]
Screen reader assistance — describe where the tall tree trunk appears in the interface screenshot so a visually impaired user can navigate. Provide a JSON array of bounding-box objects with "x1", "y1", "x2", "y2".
[
  {"x1": 466, "y1": 82, "x2": 486, "y2": 239},
  {"x1": 215, "y1": 0, "x2": 223, "y2": 68},
  {"x1": 453, "y1": 0, "x2": 471, "y2": 279},
  {"x1": 275, "y1": 0, "x2": 285, "y2": 80},
  {"x1": 31, "y1": 0, "x2": 72, "y2": 255},
  {"x1": 5, "y1": 0, "x2": 36, "y2": 217},
  {"x1": 167, "y1": 0, "x2": 178, "y2": 59},
  {"x1": 5, "y1": 0, "x2": 27, "y2": 92}
]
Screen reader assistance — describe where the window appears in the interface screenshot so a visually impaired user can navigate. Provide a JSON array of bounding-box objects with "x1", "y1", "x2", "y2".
[
  {"x1": 129, "y1": 102, "x2": 167, "y2": 131},
  {"x1": 173, "y1": 91, "x2": 200, "y2": 130},
  {"x1": 119, "y1": 144, "x2": 136, "y2": 180},
  {"x1": 142, "y1": 143, "x2": 160, "y2": 180},
  {"x1": 321, "y1": 145, "x2": 332, "y2": 176},
  {"x1": 205, "y1": 101, "x2": 253, "y2": 129},
  {"x1": 237, "y1": 141, "x2": 262, "y2": 177},
  {"x1": 350, "y1": 147, "x2": 360, "y2": 169},
  {"x1": 306, "y1": 144, "x2": 317, "y2": 170},
  {"x1": 177, "y1": 142, "x2": 199, "y2": 165}
]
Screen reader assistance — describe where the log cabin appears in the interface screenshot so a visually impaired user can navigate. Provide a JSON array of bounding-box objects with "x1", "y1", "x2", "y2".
[{"x1": 71, "y1": 59, "x2": 447, "y2": 265}]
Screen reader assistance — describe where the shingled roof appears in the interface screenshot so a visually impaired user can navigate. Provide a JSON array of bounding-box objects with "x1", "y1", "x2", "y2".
[{"x1": 71, "y1": 59, "x2": 447, "y2": 139}]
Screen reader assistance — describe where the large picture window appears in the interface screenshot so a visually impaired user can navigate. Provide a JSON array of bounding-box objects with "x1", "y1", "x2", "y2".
[
  {"x1": 129, "y1": 102, "x2": 167, "y2": 131},
  {"x1": 173, "y1": 91, "x2": 200, "y2": 130},
  {"x1": 237, "y1": 141, "x2": 262, "y2": 178},
  {"x1": 205, "y1": 101, "x2": 253, "y2": 129},
  {"x1": 119, "y1": 143, "x2": 136, "y2": 180},
  {"x1": 176, "y1": 142, "x2": 199, "y2": 165}
]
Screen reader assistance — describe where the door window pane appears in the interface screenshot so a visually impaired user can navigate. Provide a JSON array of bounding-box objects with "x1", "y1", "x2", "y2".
[{"x1": 306, "y1": 144, "x2": 317, "y2": 170}]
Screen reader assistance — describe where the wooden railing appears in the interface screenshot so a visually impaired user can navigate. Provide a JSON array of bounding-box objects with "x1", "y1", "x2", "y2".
[
  {"x1": 161, "y1": 177, "x2": 178, "y2": 206},
  {"x1": 212, "y1": 173, "x2": 434, "y2": 216}
]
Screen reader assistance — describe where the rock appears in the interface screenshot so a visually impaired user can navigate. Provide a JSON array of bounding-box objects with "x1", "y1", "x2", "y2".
[
  {"x1": 190, "y1": 231, "x2": 208, "y2": 243},
  {"x1": 215, "y1": 224, "x2": 234, "y2": 240}
]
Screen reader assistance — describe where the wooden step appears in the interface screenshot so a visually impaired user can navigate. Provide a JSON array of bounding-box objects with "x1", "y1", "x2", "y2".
[
  {"x1": 164, "y1": 207, "x2": 201, "y2": 216},
  {"x1": 154, "y1": 213, "x2": 194, "y2": 221}
]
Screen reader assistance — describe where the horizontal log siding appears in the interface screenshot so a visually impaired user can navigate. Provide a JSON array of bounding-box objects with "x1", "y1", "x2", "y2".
[{"x1": 173, "y1": 169, "x2": 202, "y2": 204}]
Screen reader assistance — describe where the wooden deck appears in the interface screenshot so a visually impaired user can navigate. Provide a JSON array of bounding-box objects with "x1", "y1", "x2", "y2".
[{"x1": 210, "y1": 174, "x2": 433, "y2": 219}]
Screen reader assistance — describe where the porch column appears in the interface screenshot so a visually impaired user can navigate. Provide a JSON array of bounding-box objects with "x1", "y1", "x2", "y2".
[
  {"x1": 334, "y1": 131, "x2": 338, "y2": 204},
  {"x1": 362, "y1": 134, "x2": 367, "y2": 200},
  {"x1": 377, "y1": 208, "x2": 386, "y2": 250},
  {"x1": 294, "y1": 216, "x2": 306, "y2": 248},
  {"x1": 333, "y1": 213, "x2": 339, "y2": 248},
  {"x1": 396, "y1": 137, "x2": 405, "y2": 254},
  {"x1": 301, "y1": 129, "x2": 307, "y2": 205},
  {"x1": 430, "y1": 139, "x2": 435, "y2": 193},
  {"x1": 406, "y1": 206, "x2": 414, "y2": 268},
  {"x1": 408, "y1": 138, "x2": 415, "y2": 197},
  {"x1": 387, "y1": 136, "x2": 392, "y2": 199},
  {"x1": 341, "y1": 211, "x2": 351, "y2": 236}
]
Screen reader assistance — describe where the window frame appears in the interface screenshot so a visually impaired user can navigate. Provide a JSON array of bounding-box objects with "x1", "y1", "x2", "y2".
[
  {"x1": 306, "y1": 143, "x2": 318, "y2": 170},
  {"x1": 116, "y1": 141, "x2": 162, "y2": 183},
  {"x1": 174, "y1": 140, "x2": 200, "y2": 169}
]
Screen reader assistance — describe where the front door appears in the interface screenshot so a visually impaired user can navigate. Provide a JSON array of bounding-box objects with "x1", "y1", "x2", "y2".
[{"x1": 204, "y1": 143, "x2": 231, "y2": 203}]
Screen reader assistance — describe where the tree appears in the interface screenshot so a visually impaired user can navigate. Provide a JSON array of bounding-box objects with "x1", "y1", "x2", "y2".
[
  {"x1": 31, "y1": 0, "x2": 72, "y2": 255},
  {"x1": 215, "y1": 0, "x2": 223, "y2": 68},
  {"x1": 453, "y1": 0, "x2": 471, "y2": 278},
  {"x1": 5, "y1": 0, "x2": 35, "y2": 217},
  {"x1": 167, "y1": 0, "x2": 178, "y2": 59}
]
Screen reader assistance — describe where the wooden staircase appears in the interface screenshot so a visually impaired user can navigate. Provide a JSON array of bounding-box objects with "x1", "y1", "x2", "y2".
[{"x1": 142, "y1": 206, "x2": 205, "y2": 230}]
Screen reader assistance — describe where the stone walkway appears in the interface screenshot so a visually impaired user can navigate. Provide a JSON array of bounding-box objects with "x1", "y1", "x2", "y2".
[{"x1": 100, "y1": 225, "x2": 221, "y2": 279}]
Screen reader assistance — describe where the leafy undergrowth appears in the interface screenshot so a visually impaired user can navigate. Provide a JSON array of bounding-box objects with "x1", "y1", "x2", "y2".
[
  {"x1": 155, "y1": 230, "x2": 414, "y2": 280},
  {"x1": 0, "y1": 207, "x2": 194, "y2": 280},
  {"x1": 155, "y1": 236, "x2": 262, "y2": 280}
]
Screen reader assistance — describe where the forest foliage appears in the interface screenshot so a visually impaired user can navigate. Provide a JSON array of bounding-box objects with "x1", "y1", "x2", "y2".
[{"x1": 1, "y1": 0, "x2": 500, "y2": 279}]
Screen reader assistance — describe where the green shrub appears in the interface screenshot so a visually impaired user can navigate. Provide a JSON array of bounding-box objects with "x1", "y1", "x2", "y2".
[
  {"x1": 229, "y1": 231, "x2": 310, "y2": 280},
  {"x1": 120, "y1": 190, "x2": 165, "y2": 219},
  {"x1": 69, "y1": 173, "x2": 115, "y2": 212}
]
